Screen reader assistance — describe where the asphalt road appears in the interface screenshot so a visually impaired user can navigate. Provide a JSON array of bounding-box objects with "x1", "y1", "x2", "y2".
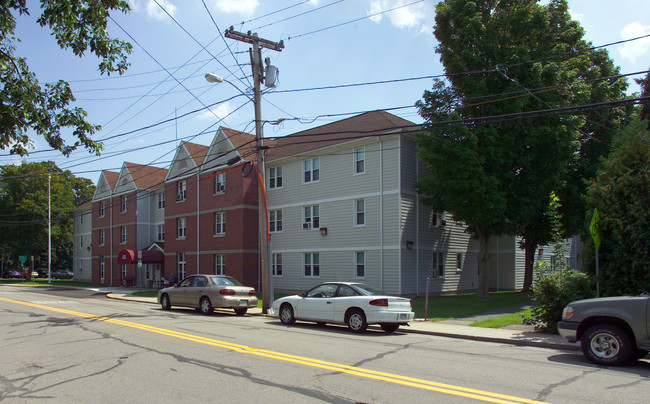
[{"x1": 1, "y1": 286, "x2": 649, "y2": 403}]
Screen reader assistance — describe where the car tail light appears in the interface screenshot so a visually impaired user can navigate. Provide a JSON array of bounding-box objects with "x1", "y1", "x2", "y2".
[
  {"x1": 249, "y1": 290, "x2": 257, "y2": 296},
  {"x1": 369, "y1": 298, "x2": 388, "y2": 306},
  {"x1": 220, "y1": 289, "x2": 236, "y2": 295}
]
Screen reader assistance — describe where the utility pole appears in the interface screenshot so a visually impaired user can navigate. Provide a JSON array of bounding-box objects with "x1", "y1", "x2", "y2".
[{"x1": 224, "y1": 27, "x2": 283, "y2": 314}]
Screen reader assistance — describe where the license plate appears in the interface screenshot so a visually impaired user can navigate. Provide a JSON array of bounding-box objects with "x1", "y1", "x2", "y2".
[
  {"x1": 398, "y1": 313, "x2": 409, "y2": 321},
  {"x1": 239, "y1": 300, "x2": 248, "y2": 306}
]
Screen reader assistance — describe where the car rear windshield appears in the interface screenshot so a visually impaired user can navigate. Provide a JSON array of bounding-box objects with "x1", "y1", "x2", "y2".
[
  {"x1": 353, "y1": 283, "x2": 387, "y2": 296},
  {"x1": 209, "y1": 276, "x2": 243, "y2": 286}
]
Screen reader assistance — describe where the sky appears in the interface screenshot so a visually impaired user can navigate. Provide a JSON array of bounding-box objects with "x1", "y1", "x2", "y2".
[{"x1": 4, "y1": 0, "x2": 650, "y2": 185}]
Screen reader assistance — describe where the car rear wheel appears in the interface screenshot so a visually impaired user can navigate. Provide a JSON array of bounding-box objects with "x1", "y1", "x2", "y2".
[
  {"x1": 347, "y1": 309, "x2": 368, "y2": 333},
  {"x1": 279, "y1": 304, "x2": 296, "y2": 325},
  {"x1": 199, "y1": 297, "x2": 213, "y2": 315},
  {"x1": 581, "y1": 324, "x2": 633, "y2": 366},
  {"x1": 160, "y1": 294, "x2": 171, "y2": 310},
  {"x1": 234, "y1": 307, "x2": 247, "y2": 316},
  {"x1": 380, "y1": 323, "x2": 400, "y2": 333}
]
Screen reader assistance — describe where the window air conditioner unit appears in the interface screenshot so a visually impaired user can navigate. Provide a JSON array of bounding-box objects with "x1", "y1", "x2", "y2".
[
  {"x1": 218, "y1": 185, "x2": 225, "y2": 192},
  {"x1": 303, "y1": 222, "x2": 312, "y2": 230},
  {"x1": 440, "y1": 220, "x2": 447, "y2": 226},
  {"x1": 176, "y1": 195, "x2": 183, "y2": 201}
]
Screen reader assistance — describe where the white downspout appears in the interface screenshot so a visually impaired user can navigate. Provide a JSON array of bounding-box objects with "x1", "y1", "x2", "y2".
[
  {"x1": 196, "y1": 171, "x2": 200, "y2": 274},
  {"x1": 109, "y1": 196, "x2": 113, "y2": 286},
  {"x1": 379, "y1": 139, "x2": 384, "y2": 291},
  {"x1": 397, "y1": 136, "x2": 402, "y2": 295},
  {"x1": 416, "y1": 154, "x2": 419, "y2": 295}
]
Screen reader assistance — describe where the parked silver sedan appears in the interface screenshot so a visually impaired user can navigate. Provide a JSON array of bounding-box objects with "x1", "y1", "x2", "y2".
[{"x1": 157, "y1": 275, "x2": 258, "y2": 316}]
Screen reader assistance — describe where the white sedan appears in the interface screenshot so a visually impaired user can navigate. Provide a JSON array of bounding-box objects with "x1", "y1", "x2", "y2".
[{"x1": 272, "y1": 282, "x2": 415, "y2": 333}]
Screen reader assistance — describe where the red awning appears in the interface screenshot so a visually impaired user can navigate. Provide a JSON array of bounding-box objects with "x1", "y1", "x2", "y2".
[{"x1": 117, "y1": 249, "x2": 164, "y2": 264}]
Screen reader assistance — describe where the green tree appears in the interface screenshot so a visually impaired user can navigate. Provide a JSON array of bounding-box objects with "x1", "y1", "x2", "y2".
[
  {"x1": 0, "y1": 161, "x2": 95, "y2": 270},
  {"x1": 416, "y1": 0, "x2": 625, "y2": 296},
  {"x1": 0, "y1": 0, "x2": 131, "y2": 156},
  {"x1": 584, "y1": 113, "x2": 650, "y2": 295}
]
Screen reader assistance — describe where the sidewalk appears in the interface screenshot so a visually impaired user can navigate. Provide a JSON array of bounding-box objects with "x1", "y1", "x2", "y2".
[{"x1": 105, "y1": 289, "x2": 578, "y2": 352}]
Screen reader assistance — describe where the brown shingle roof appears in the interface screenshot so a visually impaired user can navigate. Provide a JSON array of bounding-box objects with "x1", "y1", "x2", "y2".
[
  {"x1": 182, "y1": 141, "x2": 210, "y2": 166},
  {"x1": 124, "y1": 162, "x2": 168, "y2": 191},
  {"x1": 266, "y1": 110, "x2": 417, "y2": 161},
  {"x1": 220, "y1": 128, "x2": 259, "y2": 161},
  {"x1": 103, "y1": 171, "x2": 120, "y2": 190}
]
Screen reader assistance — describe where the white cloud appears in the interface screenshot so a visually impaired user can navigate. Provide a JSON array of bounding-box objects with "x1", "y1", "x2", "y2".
[
  {"x1": 197, "y1": 102, "x2": 234, "y2": 120},
  {"x1": 212, "y1": 0, "x2": 259, "y2": 16},
  {"x1": 619, "y1": 22, "x2": 650, "y2": 64},
  {"x1": 368, "y1": 0, "x2": 426, "y2": 29},
  {"x1": 145, "y1": 0, "x2": 177, "y2": 21}
]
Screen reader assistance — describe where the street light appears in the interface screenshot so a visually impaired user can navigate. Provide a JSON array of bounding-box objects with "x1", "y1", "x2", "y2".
[{"x1": 205, "y1": 71, "x2": 273, "y2": 314}]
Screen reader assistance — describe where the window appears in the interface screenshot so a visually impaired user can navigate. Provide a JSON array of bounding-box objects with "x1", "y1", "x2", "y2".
[
  {"x1": 303, "y1": 205, "x2": 320, "y2": 230},
  {"x1": 304, "y1": 157, "x2": 320, "y2": 183},
  {"x1": 121, "y1": 264, "x2": 127, "y2": 279},
  {"x1": 215, "y1": 254, "x2": 225, "y2": 275},
  {"x1": 79, "y1": 236, "x2": 83, "y2": 248},
  {"x1": 355, "y1": 251, "x2": 365, "y2": 278},
  {"x1": 99, "y1": 229, "x2": 105, "y2": 246},
  {"x1": 272, "y1": 253, "x2": 283, "y2": 276},
  {"x1": 120, "y1": 195, "x2": 127, "y2": 213},
  {"x1": 177, "y1": 217, "x2": 186, "y2": 238},
  {"x1": 214, "y1": 212, "x2": 226, "y2": 235},
  {"x1": 432, "y1": 212, "x2": 445, "y2": 227},
  {"x1": 214, "y1": 173, "x2": 226, "y2": 194},
  {"x1": 304, "y1": 253, "x2": 320, "y2": 277},
  {"x1": 99, "y1": 256, "x2": 105, "y2": 279},
  {"x1": 80, "y1": 214, "x2": 83, "y2": 224},
  {"x1": 120, "y1": 226, "x2": 127, "y2": 244},
  {"x1": 354, "y1": 147, "x2": 365, "y2": 174},
  {"x1": 157, "y1": 193, "x2": 165, "y2": 209},
  {"x1": 354, "y1": 199, "x2": 365, "y2": 226},
  {"x1": 157, "y1": 224, "x2": 165, "y2": 242},
  {"x1": 456, "y1": 252, "x2": 464, "y2": 271},
  {"x1": 269, "y1": 210, "x2": 283, "y2": 232},
  {"x1": 269, "y1": 166, "x2": 283, "y2": 189},
  {"x1": 177, "y1": 180, "x2": 186, "y2": 201},
  {"x1": 99, "y1": 201, "x2": 105, "y2": 218},
  {"x1": 433, "y1": 252, "x2": 445, "y2": 277},
  {"x1": 177, "y1": 252, "x2": 186, "y2": 279}
]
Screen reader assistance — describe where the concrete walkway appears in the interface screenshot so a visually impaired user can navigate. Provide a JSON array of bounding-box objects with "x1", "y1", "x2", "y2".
[{"x1": 104, "y1": 288, "x2": 578, "y2": 352}]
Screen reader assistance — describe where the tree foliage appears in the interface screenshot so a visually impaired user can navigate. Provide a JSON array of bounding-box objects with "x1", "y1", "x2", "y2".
[
  {"x1": 416, "y1": 0, "x2": 626, "y2": 296},
  {"x1": 584, "y1": 113, "x2": 650, "y2": 296},
  {"x1": 0, "y1": 0, "x2": 131, "y2": 156},
  {"x1": 0, "y1": 161, "x2": 95, "y2": 270}
]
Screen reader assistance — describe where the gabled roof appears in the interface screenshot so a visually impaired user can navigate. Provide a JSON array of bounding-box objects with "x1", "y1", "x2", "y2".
[
  {"x1": 123, "y1": 162, "x2": 168, "y2": 191},
  {"x1": 92, "y1": 170, "x2": 119, "y2": 201},
  {"x1": 104, "y1": 170, "x2": 120, "y2": 189},
  {"x1": 184, "y1": 141, "x2": 210, "y2": 167},
  {"x1": 220, "y1": 127, "x2": 258, "y2": 160},
  {"x1": 266, "y1": 110, "x2": 417, "y2": 161},
  {"x1": 165, "y1": 141, "x2": 210, "y2": 181},
  {"x1": 203, "y1": 127, "x2": 258, "y2": 171}
]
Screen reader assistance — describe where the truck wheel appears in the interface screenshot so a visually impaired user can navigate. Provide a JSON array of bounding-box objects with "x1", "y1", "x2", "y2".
[{"x1": 581, "y1": 324, "x2": 633, "y2": 366}]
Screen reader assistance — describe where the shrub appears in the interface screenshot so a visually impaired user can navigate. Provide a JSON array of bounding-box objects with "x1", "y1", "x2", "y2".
[{"x1": 524, "y1": 268, "x2": 594, "y2": 333}]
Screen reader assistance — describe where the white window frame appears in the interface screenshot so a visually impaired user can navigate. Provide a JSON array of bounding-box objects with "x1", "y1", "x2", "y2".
[
  {"x1": 354, "y1": 146, "x2": 365, "y2": 175},
  {"x1": 177, "y1": 180, "x2": 186, "y2": 201},
  {"x1": 214, "y1": 173, "x2": 226, "y2": 194},
  {"x1": 303, "y1": 157, "x2": 320, "y2": 184},
  {"x1": 272, "y1": 253, "x2": 283, "y2": 277},
  {"x1": 304, "y1": 253, "x2": 320, "y2": 277},
  {"x1": 215, "y1": 254, "x2": 225, "y2": 275},
  {"x1": 120, "y1": 226, "x2": 127, "y2": 244},
  {"x1": 269, "y1": 209, "x2": 283, "y2": 233},
  {"x1": 433, "y1": 251, "x2": 445, "y2": 278},
  {"x1": 214, "y1": 212, "x2": 226, "y2": 235},
  {"x1": 157, "y1": 193, "x2": 165, "y2": 209},
  {"x1": 177, "y1": 252, "x2": 186, "y2": 279},
  {"x1": 268, "y1": 166, "x2": 283, "y2": 189},
  {"x1": 120, "y1": 195, "x2": 127, "y2": 213},
  {"x1": 79, "y1": 235, "x2": 83, "y2": 248},
  {"x1": 355, "y1": 251, "x2": 365, "y2": 279},
  {"x1": 99, "y1": 256, "x2": 105, "y2": 280},
  {"x1": 99, "y1": 229, "x2": 105, "y2": 246},
  {"x1": 177, "y1": 217, "x2": 186, "y2": 239},
  {"x1": 456, "y1": 252, "x2": 464, "y2": 272},
  {"x1": 157, "y1": 224, "x2": 165, "y2": 242},
  {"x1": 99, "y1": 201, "x2": 105, "y2": 218},
  {"x1": 121, "y1": 263, "x2": 127, "y2": 279},
  {"x1": 354, "y1": 199, "x2": 365, "y2": 227},
  {"x1": 303, "y1": 205, "x2": 320, "y2": 230}
]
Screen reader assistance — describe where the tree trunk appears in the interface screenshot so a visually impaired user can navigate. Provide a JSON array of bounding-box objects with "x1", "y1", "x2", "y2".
[
  {"x1": 521, "y1": 238, "x2": 538, "y2": 292},
  {"x1": 477, "y1": 232, "x2": 490, "y2": 298}
]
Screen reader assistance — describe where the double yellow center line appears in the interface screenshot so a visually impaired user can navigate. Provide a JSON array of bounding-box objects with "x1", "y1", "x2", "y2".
[{"x1": 1, "y1": 297, "x2": 548, "y2": 404}]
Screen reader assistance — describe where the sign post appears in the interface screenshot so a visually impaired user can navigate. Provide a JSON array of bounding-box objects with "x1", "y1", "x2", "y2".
[{"x1": 589, "y1": 209, "x2": 601, "y2": 297}]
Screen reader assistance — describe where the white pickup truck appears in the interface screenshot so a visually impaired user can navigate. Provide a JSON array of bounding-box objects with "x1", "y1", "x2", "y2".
[{"x1": 558, "y1": 294, "x2": 650, "y2": 365}]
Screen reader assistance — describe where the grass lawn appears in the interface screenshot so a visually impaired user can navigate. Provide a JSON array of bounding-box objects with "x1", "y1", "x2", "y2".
[{"x1": 411, "y1": 291, "x2": 531, "y2": 321}]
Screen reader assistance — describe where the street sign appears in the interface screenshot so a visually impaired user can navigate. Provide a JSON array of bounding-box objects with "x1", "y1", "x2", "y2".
[
  {"x1": 19, "y1": 255, "x2": 26, "y2": 264},
  {"x1": 589, "y1": 209, "x2": 601, "y2": 250}
]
